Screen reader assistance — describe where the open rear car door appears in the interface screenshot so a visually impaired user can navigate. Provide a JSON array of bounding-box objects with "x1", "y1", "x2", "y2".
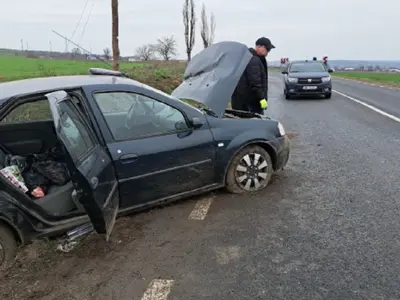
[{"x1": 45, "y1": 90, "x2": 119, "y2": 240}]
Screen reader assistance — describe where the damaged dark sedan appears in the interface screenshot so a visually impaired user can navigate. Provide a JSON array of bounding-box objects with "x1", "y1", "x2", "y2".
[{"x1": 0, "y1": 41, "x2": 290, "y2": 270}]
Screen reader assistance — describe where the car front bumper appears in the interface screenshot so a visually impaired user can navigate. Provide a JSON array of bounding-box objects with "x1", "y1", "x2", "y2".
[
  {"x1": 286, "y1": 81, "x2": 332, "y2": 96},
  {"x1": 271, "y1": 135, "x2": 290, "y2": 170}
]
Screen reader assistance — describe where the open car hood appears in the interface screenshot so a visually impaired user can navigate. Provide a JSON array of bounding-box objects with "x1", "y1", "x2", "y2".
[{"x1": 172, "y1": 41, "x2": 252, "y2": 118}]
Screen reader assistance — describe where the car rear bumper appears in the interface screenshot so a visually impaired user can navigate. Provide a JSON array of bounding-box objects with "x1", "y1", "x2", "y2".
[
  {"x1": 273, "y1": 135, "x2": 290, "y2": 170},
  {"x1": 286, "y1": 82, "x2": 332, "y2": 96}
]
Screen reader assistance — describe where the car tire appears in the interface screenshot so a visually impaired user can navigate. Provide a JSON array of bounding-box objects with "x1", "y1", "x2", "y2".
[
  {"x1": 0, "y1": 224, "x2": 18, "y2": 271},
  {"x1": 283, "y1": 89, "x2": 290, "y2": 100},
  {"x1": 325, "y1": 93, "x2": 332, "y2": 99},
  {"x1": 285, "y1": 93, "x2": 291, "y2": 100},
  {"x1": 225, "y1": 145, "x2": 273, "y2": 194}
]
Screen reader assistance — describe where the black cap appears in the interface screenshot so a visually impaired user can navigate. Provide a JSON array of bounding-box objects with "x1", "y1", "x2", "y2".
[{"x1": 255, "y1": 37, "x2": 275, "y2": 51}]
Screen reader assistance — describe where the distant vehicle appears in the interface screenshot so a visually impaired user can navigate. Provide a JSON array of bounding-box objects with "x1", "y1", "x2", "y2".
[
  {"x1": 282, "y1": 60, "x2": 334, "y2": 99},
  {"x1": 0, "y1": 41, "x2": 290, "y2": 270}
]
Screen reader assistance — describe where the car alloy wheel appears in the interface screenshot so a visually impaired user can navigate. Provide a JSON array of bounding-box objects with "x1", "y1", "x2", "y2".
[
  {"x1": 235, "y1": 153, "x2": 269, "y2": 191},
  {"x1": 225, "y1": 145, "x2": 273, "y2": 194}
]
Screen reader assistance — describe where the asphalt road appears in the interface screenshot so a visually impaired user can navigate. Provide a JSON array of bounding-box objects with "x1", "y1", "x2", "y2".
[
  {"x1": 2, "y1": 73, "x2": 400, "y2": 300},
  {"x1": 332, "y1": 77, "x2": 400, "y2": 119}
]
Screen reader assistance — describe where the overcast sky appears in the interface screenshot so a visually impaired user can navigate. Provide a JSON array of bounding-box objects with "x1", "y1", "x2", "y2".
[{"x1": 1, "y1": 0, "x2": 399, "y2": 61}]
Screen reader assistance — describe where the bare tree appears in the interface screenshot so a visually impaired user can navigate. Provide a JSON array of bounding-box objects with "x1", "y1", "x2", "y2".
[
  {"x1": 155, "y1": 36, "x2": 178, "y2": 61},
  {"x1": 183, "y1": 0, "x2": 196, "y2": 61},
  {"x1": 200, "y1": 4, "x2": 216, "y2": 48},
  {"x1": 71, "y1": 48, "x2": 81, "y2": 55},
  {"x1": 209, "y1": 12, "x2": 216, "y2": 45},
  {"x1": 134, "y1": 44, "x2": 155, "y2": 61},
  {"x1": 103, "y1": 47, "x2": 111, "y2": 60},
  {"x1": 71, "y1": 47, "x2": 81, "y2": 59},
  {"x1": 200, "y1": 4, "x2": 209, "y2": 48}
]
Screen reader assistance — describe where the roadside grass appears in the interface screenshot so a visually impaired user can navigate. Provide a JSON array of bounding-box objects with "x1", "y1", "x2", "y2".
[
  {"x1": 268, "y1": 67, "x2": 281, "y2": 72},
  {"x1": 333, "y1": 71, "x2": 400, "y2": 87},
  {"x1": 0, "y1": 55, "x2": 187, "y2": 122},
  {"x1": 0, "y1": 55, "x2": 186, "y2": 92},
  {"x1": 0, "y1": 55, "x2": 144, "y2": 81}
]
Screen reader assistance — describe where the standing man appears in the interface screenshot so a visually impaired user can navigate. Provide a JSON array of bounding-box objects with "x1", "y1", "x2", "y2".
[{"x1": 231, "y1": 37, "x2": 275, "y2": 114}]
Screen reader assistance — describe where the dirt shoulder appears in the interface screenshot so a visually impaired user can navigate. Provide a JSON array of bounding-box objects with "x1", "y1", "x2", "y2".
[{"x1": 0, "y1": 215, "x2": 151, "y2": 300}]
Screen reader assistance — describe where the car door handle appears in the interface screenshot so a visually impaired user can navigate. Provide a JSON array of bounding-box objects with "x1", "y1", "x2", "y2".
[{"x1": 119, "y1": 153, "x2": 138, "y2": 164}]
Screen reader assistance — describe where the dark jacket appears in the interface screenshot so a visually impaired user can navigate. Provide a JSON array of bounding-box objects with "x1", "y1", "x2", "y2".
[{"x1": 231, "y1": 48, "x2": 268, "y2": 111}]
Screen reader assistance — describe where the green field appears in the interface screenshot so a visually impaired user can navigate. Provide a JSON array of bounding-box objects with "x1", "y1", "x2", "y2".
[
  {"x1": 0, "y1": 55, "x2": 187, "y2": 94},
  {"x1": 0, "y1": 55, "x2": 188, "y2": 123},
  {"x1": 0, "y1": 55, "x2": 142, "y2": 81},
  {"x1": 333, "y1": 72, "x2": 400, "y2": 86}
]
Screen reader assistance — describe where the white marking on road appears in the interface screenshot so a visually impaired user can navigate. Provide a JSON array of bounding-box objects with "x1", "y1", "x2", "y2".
[
  {"x1": 333, "y1": 90, "x2": 400, "y2": 123},
  {"x1": 215, "y1": 246, "x2": 241, "y2": 265},
  {"x1": 188, "y1": 196, "x2": 214, "y2": 220},
  {"x1": 141, "y1": 279, "x2": 174, "y2": 300}
]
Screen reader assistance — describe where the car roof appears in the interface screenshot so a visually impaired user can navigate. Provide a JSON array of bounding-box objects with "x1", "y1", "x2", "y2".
[{"x1": 0, "y1": 75, "x2": 141, "y2": 104}]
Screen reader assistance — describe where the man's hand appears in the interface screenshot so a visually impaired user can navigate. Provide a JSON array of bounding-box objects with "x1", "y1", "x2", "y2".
[{"x1": 259, "y1": 99, "x2": 268, "y2": 109}]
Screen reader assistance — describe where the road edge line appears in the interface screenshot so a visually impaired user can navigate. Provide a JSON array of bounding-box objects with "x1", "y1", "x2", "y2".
[
  {"x1": 332, "y1": 89, "x2": 400, "y2": 123},
  {"x1": 141, "y1": 279, "x2": 174, "y2": 300},
  {"x1": 188, "y1": 197, "x2": 214, "y2": 220}
]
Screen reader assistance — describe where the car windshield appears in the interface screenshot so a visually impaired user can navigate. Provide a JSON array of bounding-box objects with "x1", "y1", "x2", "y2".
[{"x1": 289, "y1": 62, "x2": 326, "y2": 73}]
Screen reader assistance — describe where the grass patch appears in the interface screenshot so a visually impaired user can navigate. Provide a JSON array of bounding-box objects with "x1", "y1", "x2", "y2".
[
  {"x1": 0, "y1": 56, "x2": 187, "y2": 122},
  {"x1": 126, "y1": 61, "x2": 186, "y2": 94},
  {"x1": 333, "y1": 72, "x2": 400, "y2": 86},
  {"x1": 268, "y1": 67, "x2": 282, "y2": 72},
  {"x1": 0, "y1": 55, "x2": 187, "y2": 94},
  {"x1": 0, "y1": 55, "x2": 147, "y2": 81}
]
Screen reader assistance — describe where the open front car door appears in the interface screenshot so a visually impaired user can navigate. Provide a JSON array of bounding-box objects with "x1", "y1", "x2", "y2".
[{"x1": 45, "y1": 90, "x2": 119, "y2": 240}]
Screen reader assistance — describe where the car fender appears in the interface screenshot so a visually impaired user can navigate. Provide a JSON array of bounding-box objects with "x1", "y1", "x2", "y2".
[
  {"x1": 0, "y1": 192, "x2": 37, "y2": 244},
  {"x1": 216, "y1": 130, "x2": 279, "y2": 182}
]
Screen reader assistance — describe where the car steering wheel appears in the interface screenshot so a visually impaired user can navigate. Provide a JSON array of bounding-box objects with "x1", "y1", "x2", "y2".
[{"x1": 125, "y1": 100, "x2": 161, "y2": 130}]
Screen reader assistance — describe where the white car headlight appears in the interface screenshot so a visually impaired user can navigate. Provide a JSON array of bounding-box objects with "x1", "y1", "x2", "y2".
[
  {"x1": 277, "y1": 122, "x2": 285, "y2": 136},
  {"x1": 288, "y1": 77, "x2": 298, "y2": 83},
  {"x1": 322, "y1": 76, "x2": 331, "y2": 82}
]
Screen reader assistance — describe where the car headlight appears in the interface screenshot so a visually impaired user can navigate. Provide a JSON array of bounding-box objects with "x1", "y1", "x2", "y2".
[
  {"x1": 277, "y1": 122, "x2": 285, "y2": 136},
  {"x1": 287, "y1": 77, "x2": 298, "y2": 83},
  {"x1": 322, "y1": 76, "x2": 331, "y2": 82}
]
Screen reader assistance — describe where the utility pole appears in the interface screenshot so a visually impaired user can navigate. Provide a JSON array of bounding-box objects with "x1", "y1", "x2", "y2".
[
  {"x1": 20, "y1": 39, "x2": 24, "y2": 51},
  {"x1": 111, "y1": 0, "x2": 120, "y2": 70}
]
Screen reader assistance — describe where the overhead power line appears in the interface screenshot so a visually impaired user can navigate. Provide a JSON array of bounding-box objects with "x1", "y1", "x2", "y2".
[
  {"x1": 70, "y1": 0, "x2": 90, "y2": 41},
  {"x1": 79, "y1": 0, "x2": 96, "y2": 44}
]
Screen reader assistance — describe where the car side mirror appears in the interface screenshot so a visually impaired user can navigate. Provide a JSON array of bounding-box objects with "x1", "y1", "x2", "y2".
[
  {"x1": 174, "y1": 121, "x2": 188, "y2": 131},
  {"x1": 190, "y1": 117, "x2": 204, "y2": 129},
  {"x1": 328, "y1": 68, "x2": 334, "y2": 73},
  {"x1": 281, "y1": 71, "x2": 288, "y2": 74}
]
